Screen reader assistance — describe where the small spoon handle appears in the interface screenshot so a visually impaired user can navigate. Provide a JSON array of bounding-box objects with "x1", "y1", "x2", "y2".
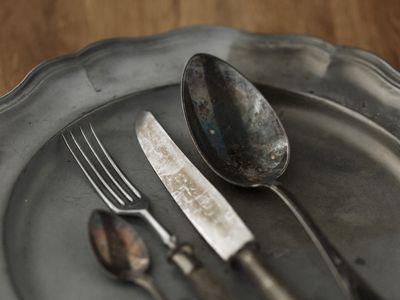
[
  {"x1": 170, "y1": 243, "x2": 234, "y2": 300},
  {"x1": 235, "y1": 245, "x2": 297, "y2": 300},
  {"x1": 133, "y1": 275, "x2": 167, "y2": 300},
  {"x1": 269, "y1": 183, "x2": 383, "y2": 300}
]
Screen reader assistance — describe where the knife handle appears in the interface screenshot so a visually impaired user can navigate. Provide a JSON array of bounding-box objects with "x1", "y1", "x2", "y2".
[
  {"x1": 235, "y1": 246, "x2": 297, "y2": 300},
  {"x1": 169, "y1": 243, "x2": 234, "y2": 300}
]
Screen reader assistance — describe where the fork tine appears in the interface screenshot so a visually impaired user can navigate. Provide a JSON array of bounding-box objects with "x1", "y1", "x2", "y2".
[
  {"x1": 79, "y1": 126, "x2": 134, "y2": 202},
  {"x1": 62, "y1": 133, "x2": 121, "y2": 212},
  {"x1": 67, "y1": 130, "x2": 126, "y2": 206},
  {"x1": 89, "y1": 123, "x2": 142, "y2": 199}
]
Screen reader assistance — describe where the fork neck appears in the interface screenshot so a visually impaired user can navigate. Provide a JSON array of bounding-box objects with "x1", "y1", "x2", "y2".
[{"x1": 139, "y1": 209, "x2": 177, "y2": 249}]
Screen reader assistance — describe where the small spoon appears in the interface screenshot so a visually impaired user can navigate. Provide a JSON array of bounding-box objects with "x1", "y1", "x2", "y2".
[
  {"x1": 89, "y1": 209, "x2": 166, "y2": 300},
  {"x1": 181, "y1": 53, "x2": 382, "y2": 300}
]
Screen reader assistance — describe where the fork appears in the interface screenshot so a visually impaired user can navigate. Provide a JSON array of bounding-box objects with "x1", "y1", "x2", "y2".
[{"x1": 62, "y1": 124, "x2": 233, "y2": 300}]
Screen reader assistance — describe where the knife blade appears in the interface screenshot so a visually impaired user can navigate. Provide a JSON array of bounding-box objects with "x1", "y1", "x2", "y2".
[
  {"x1": 136, "y1": 111, "x2": 296, "y2": 300},
  {"x1": 136, "y1": 111, "x2": 253, "y2": 260}
]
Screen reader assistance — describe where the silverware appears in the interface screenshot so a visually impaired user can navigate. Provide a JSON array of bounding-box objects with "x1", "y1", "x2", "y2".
[
  {"x1": 89, "y1": 209, "x2": 166, "y2": 300},
  {"x1": 181, "y1": 53, "x2": 383, "y2": 300},
  {"x1": 136, "y1": 111, "x2": 296, "y2": 300},
  {"x1": 62, "y1": 124, "x2": 233, "y2": 300}
]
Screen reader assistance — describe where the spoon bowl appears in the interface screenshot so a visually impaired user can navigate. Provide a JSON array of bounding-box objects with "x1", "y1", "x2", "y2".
[{"x1": 182, "y1": 53, "x2": 289, "y2": 187}]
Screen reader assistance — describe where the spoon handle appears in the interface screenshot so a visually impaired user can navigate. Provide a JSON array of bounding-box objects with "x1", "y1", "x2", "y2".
[
  {"x1": 133, "y1": 275, "x2": 167, "y2": 300},
  {"x1": 235, "y1": 246, "x2": 297, "y2": 300},
  {"x1": 170, "y1": 243, "x2": 234, "y2": 300},
  {"x1": 269, "y1": 183, "x2": 383, "y2": 300}
]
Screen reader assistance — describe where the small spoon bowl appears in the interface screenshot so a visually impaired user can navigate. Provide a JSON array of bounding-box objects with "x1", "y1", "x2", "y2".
[{"x1": 89, "y1": 210, "x2": 165, "y2": 300}]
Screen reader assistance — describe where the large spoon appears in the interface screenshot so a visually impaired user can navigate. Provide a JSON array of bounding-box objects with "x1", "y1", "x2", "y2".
[
  {"x1": 181, "y1": 53, "x2": 382, "y2": 300},
  {"x1": 89, "y1": 209, "x2": 166, "y2": 300}
]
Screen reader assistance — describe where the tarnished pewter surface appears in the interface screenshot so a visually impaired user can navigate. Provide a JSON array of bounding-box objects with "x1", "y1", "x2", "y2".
[
  {"x1": 0, "y1": 26, "x2": 400, "y2": 300},
  {"x1": 136, "y1": 111, "x2": 254, "y2": 261},
  {"x1": 182, "y1": 53, "x2": 289, "y2": 186}
]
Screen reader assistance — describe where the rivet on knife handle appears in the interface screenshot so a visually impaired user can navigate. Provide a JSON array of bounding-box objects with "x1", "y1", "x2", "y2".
[{"x1": 136, "y1": 111, "x2": 297, "y2": 300}]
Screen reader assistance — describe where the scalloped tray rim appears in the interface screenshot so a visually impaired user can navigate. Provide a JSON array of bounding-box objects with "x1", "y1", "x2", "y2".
[{"x1": 1, "y1": 25, "x2": 399, "y2": 112}]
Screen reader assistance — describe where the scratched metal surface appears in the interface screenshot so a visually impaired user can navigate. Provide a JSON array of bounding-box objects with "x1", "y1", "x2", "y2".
[{"x1": 1, "y1": 26, "x2": 400, "y2": 300}]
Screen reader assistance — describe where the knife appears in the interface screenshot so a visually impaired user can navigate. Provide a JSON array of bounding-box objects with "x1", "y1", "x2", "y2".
[{"x1": 136, "y1": 111, "x2": 296, "y2": 300}]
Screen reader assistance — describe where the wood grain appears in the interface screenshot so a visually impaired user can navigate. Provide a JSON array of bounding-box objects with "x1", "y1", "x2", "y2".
[{"x1": 0, "y1": 0, "x2": 399, "y2": 96}]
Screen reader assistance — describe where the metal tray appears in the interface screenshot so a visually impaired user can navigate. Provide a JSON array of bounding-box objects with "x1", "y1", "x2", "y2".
[{"x1": 1, "y1": 26, "x2": 400, "y2": 300}]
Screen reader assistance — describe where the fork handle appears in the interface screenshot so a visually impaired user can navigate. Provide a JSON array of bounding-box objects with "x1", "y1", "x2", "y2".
[{"x1": 169, "y1": 243, "x2": 234, "y2": 300}]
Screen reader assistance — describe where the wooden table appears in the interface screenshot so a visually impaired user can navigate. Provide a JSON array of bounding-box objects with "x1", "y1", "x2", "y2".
[{"x1": 1, "y1": 0, "x2": 399, "y2": 96}]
